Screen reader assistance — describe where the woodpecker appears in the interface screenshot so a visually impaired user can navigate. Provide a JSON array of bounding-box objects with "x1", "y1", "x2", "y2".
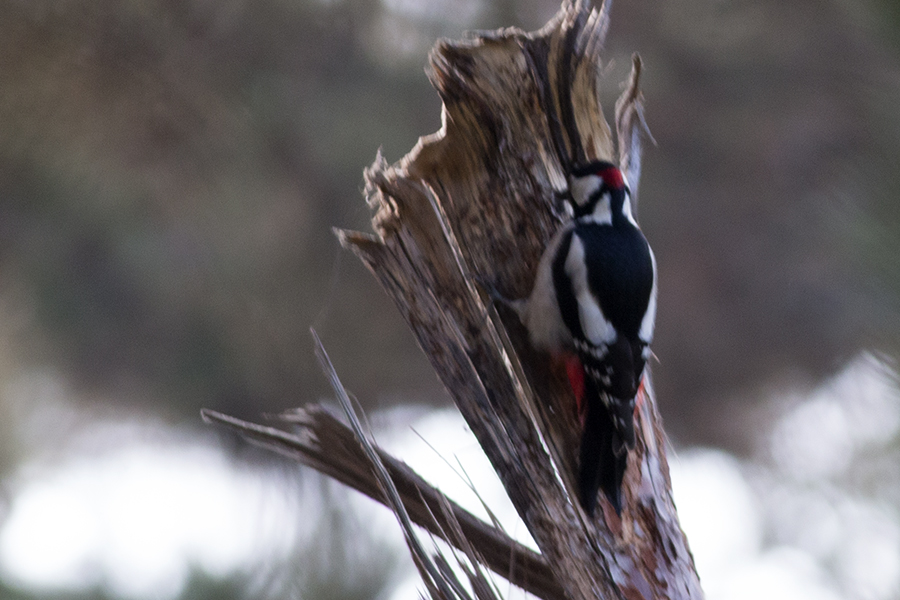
[{"x1": 517, "y1": 160, "x2": 657, "y2": 516}]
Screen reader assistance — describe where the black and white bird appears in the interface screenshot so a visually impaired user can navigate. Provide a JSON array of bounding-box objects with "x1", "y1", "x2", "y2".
[{"x1": 517, "y1": 160, "x2": 657, "y2": 516}]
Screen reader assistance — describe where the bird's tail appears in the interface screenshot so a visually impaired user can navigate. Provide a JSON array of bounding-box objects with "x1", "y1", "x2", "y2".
[{"x1": 578, "y1": 375, "x2": 635, "y2": 516}]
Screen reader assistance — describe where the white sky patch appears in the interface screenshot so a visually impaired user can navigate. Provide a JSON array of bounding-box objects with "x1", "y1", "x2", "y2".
[
  {"x1": 771, "y1": 393, "x2": 855, "y2": 480},
  {"x1": 0, "y1": 426, "x2": 299, "y2": 600},
  {"x1": 670, "y1": 450, "x2": 850, "y2": 600},
  {"x1": 670, "y1": 448, "x2": 762, "y2": 581},
  {"x1": 833, "y1": 499, "x2": 900, "y2": 600},
  {"x1": 721, "y1": 547, "x2": 842, "y2": 600},
  {"x1": 374, "y1": 406, "x2": 533, "y2": 550}
]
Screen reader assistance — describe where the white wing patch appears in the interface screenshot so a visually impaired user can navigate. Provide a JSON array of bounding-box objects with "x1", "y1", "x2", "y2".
[
  {"x1": 620, "y1": 190, "x2": 638, "y2": 226},
  {"x1": 565, "y1": 234, "x2": 617, "y2": 347},
  {"x1": 639, "y1": 247, "x2": 658, "y2": 350}
]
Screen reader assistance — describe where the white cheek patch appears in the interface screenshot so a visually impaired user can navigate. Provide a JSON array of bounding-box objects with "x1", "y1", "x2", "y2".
[
  {"x1": 587, "y1": 193, "x2": 612, "y2": 225},
  {"x1": 566, "y1": 235, "x2": 617, "y2": 346},
  {"x1": 569, "y1": 174, "x2": 602, "y2": 208}
]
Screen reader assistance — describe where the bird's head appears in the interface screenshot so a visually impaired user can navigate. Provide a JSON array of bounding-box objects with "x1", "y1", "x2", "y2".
[{"x1": 568, "y1": 161, "x2": 632, "y2": 223}]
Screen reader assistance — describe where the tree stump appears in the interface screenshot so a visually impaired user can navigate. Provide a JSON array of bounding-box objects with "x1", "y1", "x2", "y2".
[{"x1": 206, "y1": 1, "x2": 704, "y2": 598}]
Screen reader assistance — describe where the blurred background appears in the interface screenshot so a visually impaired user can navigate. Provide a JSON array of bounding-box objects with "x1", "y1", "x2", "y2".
[{"x1": 0, "y1": 0, "x2": 899, "y2": 598}]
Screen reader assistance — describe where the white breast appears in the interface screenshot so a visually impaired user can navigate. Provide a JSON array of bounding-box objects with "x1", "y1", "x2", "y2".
[{"x1": 521, "y1": 225, "x2": 573, "y2": 352}]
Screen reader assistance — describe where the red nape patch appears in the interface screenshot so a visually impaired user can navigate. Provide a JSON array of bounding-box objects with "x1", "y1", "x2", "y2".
[
  {"x1": 564, "y1": 355, "x2": 586, "y2": 416},
  {"x1": 600, "y1": 166, "x2": 625, "y2": 190}
]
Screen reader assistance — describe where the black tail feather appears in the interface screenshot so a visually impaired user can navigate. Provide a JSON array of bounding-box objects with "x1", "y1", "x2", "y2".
[{"x1": 578, "y1": 376, "x2": 632, "y2": 516}]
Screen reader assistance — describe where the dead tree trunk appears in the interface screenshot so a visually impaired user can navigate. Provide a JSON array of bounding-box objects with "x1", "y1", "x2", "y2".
[{"x1": 205, "y1": 1, "x2": 704, "y2": 598}]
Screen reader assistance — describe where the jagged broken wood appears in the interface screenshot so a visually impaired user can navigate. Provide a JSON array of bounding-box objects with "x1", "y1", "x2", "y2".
[
  {"x1": 200, "y1": 403, "x2": 562, "y2": 600},
  {"x1": 311, "y1": 328, "x2": 496, "y2": 600},
  {"x1": 204, "y1": 1, "x2": 703, "y2": 599}
]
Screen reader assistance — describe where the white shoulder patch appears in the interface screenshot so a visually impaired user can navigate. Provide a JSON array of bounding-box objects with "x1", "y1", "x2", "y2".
[
  {"x1": 639, "y1": 247, "x2": 658, "y2": 344},
  {"x1": 566, "y1": 234, "x2": 617, "y2": 346}
]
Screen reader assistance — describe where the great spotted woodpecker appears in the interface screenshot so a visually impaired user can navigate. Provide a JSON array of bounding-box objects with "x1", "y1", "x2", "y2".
[{"x1": 517, "y1": 160, "x2": 657, "y2": 516}]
